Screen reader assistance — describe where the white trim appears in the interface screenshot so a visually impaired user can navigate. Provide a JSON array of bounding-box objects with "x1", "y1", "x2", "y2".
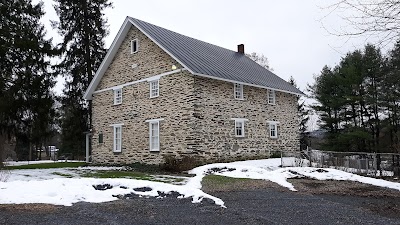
[
  {"x1": 146, "y1": 118, "x2": 163, "y2": 152},
  {"x1": 231, "y1": 118, "x2": 247, "y2": 137},
  {"x1": 131, "y1": 39, "x2": 139, "y2": 54},
  {"x1": 145, "y1": 118, "x2": 164, "y2": 123},
  {"x1": 113, "y1": 88, "x2": 122, "y2": 105},
  {"x1": 93, "y1": 69, "x2": 186, "y2": 95},
  {"x1": 193, "y1": 72, "x2": 304, "y2": 96},
  {"x1": 234, "y1": 83, "x2": 244, "y2": 100},
  {"x1": 231, "y1": 118, "x2": 249, "y2": 122},
  {"x1": 268, "y1": 89, "x2": 276, "y2": 105},
  {"x1": 111, "y1": 124, "x2": 123, "y2": 152},
  {"x1": 149, "y1": 80, "x2": 159, "y2": 98},
  {"x1": 127, "y1": 17, "x2": 194, "y2": 75},
  {"x1": 268, "y1": 123, "x2": 278, "y2": 139},
  {"x1": 267, "y1": 121, "x2": 279, "y2": 139}
]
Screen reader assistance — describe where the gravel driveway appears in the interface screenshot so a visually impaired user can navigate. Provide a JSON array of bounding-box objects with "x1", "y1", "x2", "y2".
[{"x1": 1, "y1": 179, "x2": 399, "y2": 225}]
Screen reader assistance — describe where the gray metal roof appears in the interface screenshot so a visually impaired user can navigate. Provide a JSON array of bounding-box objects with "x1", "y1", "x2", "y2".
[{"x1": 129, "y1": 17, "x2": 303, "y2": 95}]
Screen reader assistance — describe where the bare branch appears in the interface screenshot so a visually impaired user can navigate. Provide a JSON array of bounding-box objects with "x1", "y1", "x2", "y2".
[{"x1": 321, "y1": 0, "x2": 400, "y2": 46}]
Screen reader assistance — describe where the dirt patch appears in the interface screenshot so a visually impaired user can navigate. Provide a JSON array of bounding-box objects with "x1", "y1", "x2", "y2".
[
  {"x1": 0, "y1": 204, "x2": 60, "y2": 212},
  {"x1": 289, "y1": 178, "x2": 400, "y2": 219},
  {"x1": 289, "y1": 178, "x2": 400, "y2": 198}
]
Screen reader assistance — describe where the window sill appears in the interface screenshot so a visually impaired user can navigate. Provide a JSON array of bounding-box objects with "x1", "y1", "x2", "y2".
[
  {"x1": 269, "y1": 137, "x2": 278, "y2": 139},
  {"x1": 234, "y1": 98, "x2": 244, "y2": 101},
  {"x1": 268, "y1": 103, "x2": 276, "y2": 105},
  {"x1": 235, "y1": 135, "x2": 245, "y2": 138},
  {"x1": 113, "y1": 103, "x2": 122, "y2": 106},
  {"x1": 150, "y1": 149, "x2": 160, "y2": 153},
  {"x1": 149, "y1": 96, "x2": 159, "y2": 99}
]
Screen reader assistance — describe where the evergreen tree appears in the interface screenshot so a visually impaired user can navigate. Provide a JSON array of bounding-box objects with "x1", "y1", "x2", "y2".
[
  {"x1": 0, "y1": 0, "x2": 56, "y2": 160},
  {"x1": 383, "y1": 40, "x2": 400, "y2": 153},
  {"x1": 309, "y1": 44, "x2": 387, "y2": 153},
  {"x1": 53, "y1": 0, "x2": 111, "y2": 157},
  {"x1": 288, "y1": 76, "x2": 309, "y2": 150}
]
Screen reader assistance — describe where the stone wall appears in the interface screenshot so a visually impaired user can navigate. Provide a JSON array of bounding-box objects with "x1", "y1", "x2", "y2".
[
  {"x1": 187, "y1": 76, "x2": 299, "y2": 162},
  {"x1": 91, "y1": 25, "x2": 193, "y2": 164},
  {"x1": 91, "y1": 25, "x2": 299, "y2": 165}
]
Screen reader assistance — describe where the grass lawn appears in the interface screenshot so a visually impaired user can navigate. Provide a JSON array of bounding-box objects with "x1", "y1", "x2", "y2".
[
  {"x1": 202, "y1": 175, "x2": 274, "y2": 192},
  {"x1": 6, "y1": 162, "x2": 87, "y2": 170}
]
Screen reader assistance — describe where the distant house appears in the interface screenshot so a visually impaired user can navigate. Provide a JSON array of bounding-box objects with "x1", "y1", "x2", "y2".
[{"x1": 84, "y1": 17, "x2": 303, "y2": 165}]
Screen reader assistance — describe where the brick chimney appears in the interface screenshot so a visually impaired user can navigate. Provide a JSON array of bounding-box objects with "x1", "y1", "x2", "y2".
[{"x1": 237, "y1": 44, "x2": 244, "y2": 54}]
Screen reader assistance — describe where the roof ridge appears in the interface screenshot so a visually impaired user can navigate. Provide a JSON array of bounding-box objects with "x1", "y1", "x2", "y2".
[{"x1": 128, "y1": 17, "x2": 244, "y2": 56}]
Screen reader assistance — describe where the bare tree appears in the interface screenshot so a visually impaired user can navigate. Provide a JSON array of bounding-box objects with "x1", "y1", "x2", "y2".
[
  {"x1": 246, "y1": 52, "x2": 273, "y2": 71},
  {"x1": 323, "y1": 0, "x2": 400, "y2": 45}
]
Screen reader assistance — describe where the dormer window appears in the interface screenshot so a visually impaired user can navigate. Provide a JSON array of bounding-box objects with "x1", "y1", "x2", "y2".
[
  {"x1": 268, "y1": 89, "x2": 275, "y2": 105},
  {"x1": 131, "y1": 39, "x2": 139, "y2": 54},
  {"x1": 234, "y1": 83, "x2": 243, "y2": 100}
]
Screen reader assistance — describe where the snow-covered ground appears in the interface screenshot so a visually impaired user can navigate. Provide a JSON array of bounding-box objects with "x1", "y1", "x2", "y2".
[{"x1": 1, "y1": 158, "x2": 399, "y2": 207}]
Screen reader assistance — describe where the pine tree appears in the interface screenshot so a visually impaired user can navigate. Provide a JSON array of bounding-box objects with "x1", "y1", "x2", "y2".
[
  {"x1": 0, "y1": 0, "x2": 56, "y2": 160},
  {"x1": 288, "y1": 77, "x2": 309, "y2": 150},
  {"x1": 53, "y1": 0, "x2": 111, "y2": 157},
  {"x1": 383, "y1": 41, "x2": 400, "y2": 153}
]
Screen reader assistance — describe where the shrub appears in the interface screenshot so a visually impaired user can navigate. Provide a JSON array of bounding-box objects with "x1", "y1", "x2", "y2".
[
  {"x1": 269, "y1": 151, "x2": 282, "y2": 158},
  {"x1": 162, "y1": 154, "x2": 200, "y2": 173}
]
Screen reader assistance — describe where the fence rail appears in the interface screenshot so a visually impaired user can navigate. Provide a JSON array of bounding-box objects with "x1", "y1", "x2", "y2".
[{"x1": 280, "y1": 150, "x2": 400, "y2": 177}]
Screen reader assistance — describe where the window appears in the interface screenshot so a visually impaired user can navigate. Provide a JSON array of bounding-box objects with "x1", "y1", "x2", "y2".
[
  {"x1": 234, "y1": 83, "x2": 243, "y2": 99},
  {"x1": 267, "y1": 121, "x2": 279, "y2": 138},
  {"x1": 150, "y1": 80, "x2": 159, "y2": 98},
  {"x1": 146, "y1": 118, "x2": 164, "y2": 151},
  {"x1": 131, "y1": 39, "x2": 139, "y2": 54},
  {"x1": 111, "y1": 124, "x2": 123, "y2": 152},
  {"x1": 231, "y1": 118, "x2": 248, "y2": 137},
  {"x1": 268, "y1": 89, "x2": 275, "y2": 105},
  {"x1": 98, "y1": 133, "x2": 103, "y2": 144},
  {"x1": 114, "y1": 88, "x2": 122, "y2": 105}
]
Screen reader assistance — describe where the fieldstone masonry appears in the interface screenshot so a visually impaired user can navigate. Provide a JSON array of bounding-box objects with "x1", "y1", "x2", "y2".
[{"x1": 91, "y1": 25, "x2": 299, "y2": 165}]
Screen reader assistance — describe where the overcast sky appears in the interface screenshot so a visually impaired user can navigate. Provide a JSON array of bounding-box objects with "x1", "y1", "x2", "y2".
[{"x1": 39, "y1": 0, "x2": 379, "y2": 95}]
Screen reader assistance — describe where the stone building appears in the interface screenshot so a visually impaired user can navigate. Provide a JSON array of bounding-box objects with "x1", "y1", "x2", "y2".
[{"x1": 84, "y1": 17, "x2": 303, "y2": 165}]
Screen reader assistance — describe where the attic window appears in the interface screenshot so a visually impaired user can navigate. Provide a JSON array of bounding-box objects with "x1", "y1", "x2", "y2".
[
  {"x1": 131, "y1": 39, "x2": 139, "y2": 54},
  {"x1": 114, "y1": 88, "x2": 122, "y2": 105},
  {"x1": 268, "y1": 90, "x2": 275, "y2": 105},
  {"x1": 234, "y1": 83, "x2": 243, "y2": 100}
]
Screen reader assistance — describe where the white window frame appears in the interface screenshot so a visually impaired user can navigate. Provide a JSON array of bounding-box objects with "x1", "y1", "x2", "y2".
[
  {"x1": 267, "y1": 121, "x2": 279, "y2": 139},
  {"x1": 146, "y1": 118, "x2": 164, "y2": 151},
  {"x1": 131, "y1": 39, "x2": 139, "y2": 54},
  {"x1": 114, "y1": 88, "x2": 122, "y2": 105},
  {"x1": 268, "y1": 89, "x2": 276, "y2": 105},
  {"x1": 149, "y1": 80, "x2": 159, "y2": 98},
  {"x1": 231, "y1": 118, "x2": 248, "y2": 137},
  {"x1": 234, "y1": 83, "x2": 243, "y2": 100},
  {"x1": 110, "y1": 123, "x2": 124, "y2": 152}
]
